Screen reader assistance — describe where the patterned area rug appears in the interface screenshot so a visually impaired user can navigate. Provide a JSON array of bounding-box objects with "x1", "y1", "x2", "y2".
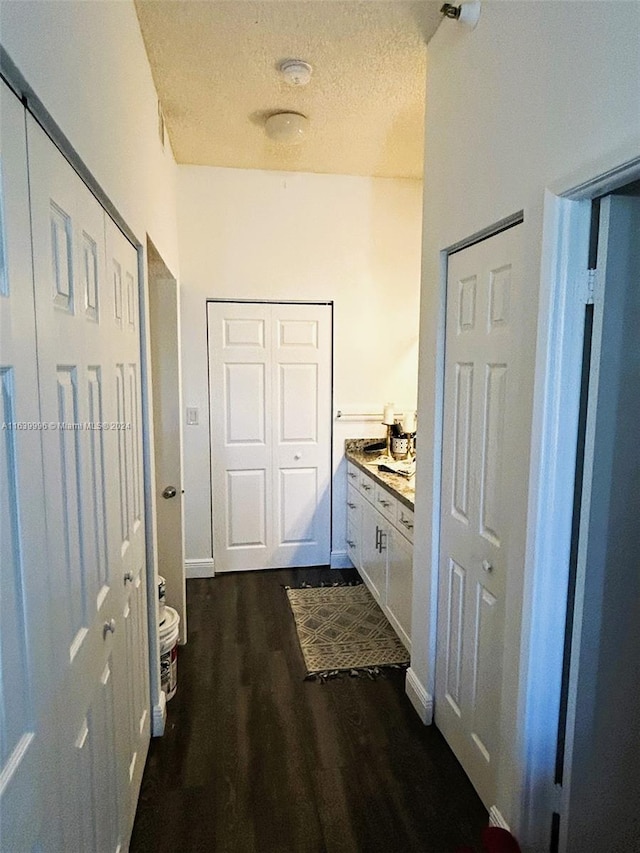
[{"x1": 286, "y1": 583, "x2": 410, "y2": 679}]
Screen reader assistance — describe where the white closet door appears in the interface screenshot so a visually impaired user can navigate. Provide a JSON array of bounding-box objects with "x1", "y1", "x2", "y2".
[
  {"x1": 209, "y1": 302, "x2": 273, "y2": 572},
  {"x1": 0, "y1": 81, "x2": 61, "y2": 853},
  {"x1": 208, "y1": 301, "x2": 331, "y2": 572},
  {"x1": 27, "y1": 116, "x2": 148, "y2": 851},
  {"x1": 27, "y1": 115, "x2": 121, "y2": 853},
  {"x1": 271, "y1": 303, "x2": 332, "y2": 567},
  {"x1": 435, "y1": 225, "x2": 524, "y2": 808},
  {"x1": 104, "y1": 216, "x2": 150, "y2": 834}
]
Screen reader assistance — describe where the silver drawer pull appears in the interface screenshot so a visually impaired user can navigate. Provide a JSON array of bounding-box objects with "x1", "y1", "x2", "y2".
[
  {"x1": 401, "y1": 518, "x2": 414, "y2": 530},
  {"x1": 362, "y1": 483, "x2": 371, "y2": 491},
  {"x1": 348, "y1": 471, "x2": 357, "y2": 479},
  {"x1": 482, "y1": 560, "x2": 493, "y2": 573},
  {"x1": 347, "y1": 502, "x2": 356, "y2": 509},
  {"x1": 380, "y1": 500, "x2": 391, "y2": 508}
]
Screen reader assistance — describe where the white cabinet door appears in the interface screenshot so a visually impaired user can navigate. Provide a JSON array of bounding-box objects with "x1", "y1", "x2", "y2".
[
  {"x1": 0, "y1": 81, "x2": 62, "y2": 853},
  {"x1": 435, "y1": 225, "x2": 524, "y2": 808},
  {"x1": 208, "y1": 301, "x2": 331, "y2": 571},
  {"x1": 360, "y1": 501, "x2": 387, "y2": 604},
  {"x1": 387, "y1": 527, "x2": 413, "y2": 650}
]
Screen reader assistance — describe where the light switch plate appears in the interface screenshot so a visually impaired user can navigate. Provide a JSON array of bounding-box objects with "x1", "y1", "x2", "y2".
[{"x1": 186, "y1": 407, "x2": 199, "y2": 425}]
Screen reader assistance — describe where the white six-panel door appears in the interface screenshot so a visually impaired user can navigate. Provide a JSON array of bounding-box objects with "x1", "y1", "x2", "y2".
[
  {"x1": 0, "y1": 79, "x2": 62, "y2": 853},
  {"x1": 27, "y1": 112, "x2": 150, "y2": 851},
  {"x1": 208, "y1": 302, "x2": 331, "y2": 572},
  {"x1": 0, "y1": 85, "x2": 149, "y2": 851},
  {"x1": 104, "y1": 216, "x2": 150, "y2": 832},
  {"x1": 435, "y1": 225, "x2": 524, "y2": 807}
]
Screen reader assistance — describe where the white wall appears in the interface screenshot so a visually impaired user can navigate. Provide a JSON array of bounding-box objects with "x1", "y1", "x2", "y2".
[
  {"x1": 177, "y1": 165, "x2": 422, "y2": 566},
  {"x1": 413, "y1": 1, "x2": 640, "y2": 846},
  {"x1": 0, "y1": 0, "x2": 179, "y2": 273}
]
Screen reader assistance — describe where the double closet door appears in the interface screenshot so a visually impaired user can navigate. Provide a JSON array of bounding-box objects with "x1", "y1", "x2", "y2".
[
  {"x1": 208, "y1": 301, "x2": 332, "y2": 572},
  {"x1": 0, "y1": 81, "x2": 149, "y2": 852}
]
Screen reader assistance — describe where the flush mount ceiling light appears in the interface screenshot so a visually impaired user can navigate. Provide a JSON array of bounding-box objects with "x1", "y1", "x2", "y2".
[
  {"x1": 264, "y1": 112, "x2": 308, "y2": 145},
  {"x1": 279, "y1": 59, "x2": 313, "y2": 87}
]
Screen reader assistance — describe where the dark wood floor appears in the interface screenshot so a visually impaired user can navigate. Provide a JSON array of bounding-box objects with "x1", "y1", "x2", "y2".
[{"x1": 130, "y1": 567, "x2": 488, "y2": 853}]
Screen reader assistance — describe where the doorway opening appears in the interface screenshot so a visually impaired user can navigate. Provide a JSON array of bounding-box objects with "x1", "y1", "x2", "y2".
[
  {"x1": 520, "y1": 161, "x2": 640, "y2": 850},
  {"x1": 554, "y1": 183, "x2": 640, "y2": 851},
  {"x1": 147, "y1": 238, "x2": 187, "y2": 641}
]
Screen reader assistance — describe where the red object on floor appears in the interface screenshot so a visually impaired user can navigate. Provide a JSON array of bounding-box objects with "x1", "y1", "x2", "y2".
[
  {"x1": 481, "y1": 826, "x2": 522, "y2": 852},
  {"x1": 454, "y1": 826, "x2": 522, "y2": 853}
]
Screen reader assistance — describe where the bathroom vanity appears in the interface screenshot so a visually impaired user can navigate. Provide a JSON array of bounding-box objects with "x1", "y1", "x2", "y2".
[{"x1": 344, "y1": 440, "x2": 414, "y2": 651}]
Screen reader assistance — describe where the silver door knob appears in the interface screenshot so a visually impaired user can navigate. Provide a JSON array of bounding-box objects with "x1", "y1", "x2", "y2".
[
  {"x1": 294, "y1": 453, "x2": 302, "y2": 460},
  {"x1": 103, "y1": 618, "x2": 116, "y2": 635},
  {"x1": 162, "y1": 486, "x2": 177, "y2": 499},
  {"x1": 482, "y1": 560, "x2": 493, "y2": 573},
  {"x1": 124, "y1": 571, "x2": 133, "y2": 584}
]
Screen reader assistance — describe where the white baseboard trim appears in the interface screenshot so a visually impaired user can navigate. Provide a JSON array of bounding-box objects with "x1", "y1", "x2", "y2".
[
  {"x1": 185, "y1": 558, "x2": 215, "y2": 578},
  {"x1": 405, "y1": 667, "x2": 433, "y2": 724},
  {"x1": 489, "y1": 806, "x2": 511, "y2": 832},
  {"x1": 330, "y1": 549, "x2": 354, "y2": 569},
  {"x1": 152, "y1": 691, "x2": 167, "y2": 737}
]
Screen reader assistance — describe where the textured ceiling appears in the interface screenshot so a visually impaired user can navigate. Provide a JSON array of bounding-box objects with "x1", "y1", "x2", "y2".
[{"x1": 134, "y1": 1, "x2": 442, "y2": 178}]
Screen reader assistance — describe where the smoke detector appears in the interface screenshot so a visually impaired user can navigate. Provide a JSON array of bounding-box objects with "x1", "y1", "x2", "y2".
[{"x1": 279, "y1": 59, "x2": 313, "y2": 87}]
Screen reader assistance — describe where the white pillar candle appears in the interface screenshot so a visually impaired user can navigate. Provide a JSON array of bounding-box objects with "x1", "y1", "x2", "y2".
[
  {"x1": 403, "y1": 411, "x2": 417, "y2": 434},
  {"x1": 382, "y1": 403, "x2": 395, "y2": 425}
]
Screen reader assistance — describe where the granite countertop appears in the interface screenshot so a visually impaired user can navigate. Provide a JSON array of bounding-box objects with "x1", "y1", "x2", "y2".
[{"x1": 345, "y1": 439, "x2": 415, "y2": 510}]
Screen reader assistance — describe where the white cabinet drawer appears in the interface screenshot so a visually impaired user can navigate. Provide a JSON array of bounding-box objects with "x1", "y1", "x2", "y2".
[
  {"x1": 397, "y1": 504, "x2": 414, "y2": 543},
  {"x1": 346, "y1": 515, "x2": 360, "y2": 565},
  {"x1": 358, "y1": 470, "x2": 375, "y2": 502},
  {"x1": 346, "y1": 461, "x2": 360, "y2": 488},
  {"x1": 374, "y1": 484, "x2": 396, "y2": 524},
  {"x1": 346, "y1": 484, "x2": 362, "y2": 530}
]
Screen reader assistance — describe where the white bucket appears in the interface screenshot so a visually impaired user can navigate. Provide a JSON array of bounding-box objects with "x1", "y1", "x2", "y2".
[
  {"x1": 158, "y1": 575, "x2": 167, "y2": 625},
  {"x1": 159, "y1": 606, "x2": 179, "y2": 701}
]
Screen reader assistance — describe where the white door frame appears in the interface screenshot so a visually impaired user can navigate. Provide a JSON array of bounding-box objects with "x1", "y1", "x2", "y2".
[
  {"x1": 517, "y1": 154, "x2": 640, "y2": 847},
  {"x1": 426, "y1": 152, "x2": 640, "y2": 846}
]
